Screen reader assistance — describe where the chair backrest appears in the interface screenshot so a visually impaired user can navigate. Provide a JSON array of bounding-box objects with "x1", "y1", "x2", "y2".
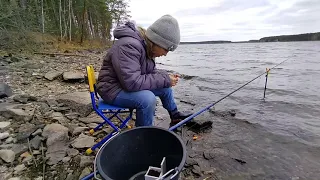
[
  {"x1": 86, "y1": 65, "x2": 96, "y2": 93},
  {"x1": 86, "y1": 65, "x2": 100, "y2": 110}
]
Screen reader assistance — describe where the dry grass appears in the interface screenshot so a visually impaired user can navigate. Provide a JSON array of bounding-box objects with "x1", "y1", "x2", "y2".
[{"x1": 0, "y1": 30, "x2": 112, "y2": 53}]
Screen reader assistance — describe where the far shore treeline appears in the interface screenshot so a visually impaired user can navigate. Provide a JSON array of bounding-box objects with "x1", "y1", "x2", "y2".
[{"x1": 181, "y1": 32, "x2": 320, "y2": 44}]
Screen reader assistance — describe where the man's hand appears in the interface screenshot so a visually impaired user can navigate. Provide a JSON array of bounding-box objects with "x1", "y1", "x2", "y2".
[{"x1": 169, "y1": 74, "x2": 179, "y2": 86}]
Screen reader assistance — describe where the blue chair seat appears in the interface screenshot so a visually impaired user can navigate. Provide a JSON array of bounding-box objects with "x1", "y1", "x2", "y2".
[{"x1": 97, "y1": 98, "x2": 128, "y2": 110}]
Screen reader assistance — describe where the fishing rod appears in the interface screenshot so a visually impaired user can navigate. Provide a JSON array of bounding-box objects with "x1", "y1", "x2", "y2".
[{"x1": 169, "y1": 57, "x2": 292, "y2": 131}]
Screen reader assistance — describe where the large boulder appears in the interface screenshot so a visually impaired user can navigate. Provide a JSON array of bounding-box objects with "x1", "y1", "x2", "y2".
[
  {"x1": 56, "y1": 92, "x2": 92, "y2": 117},
  {"x1": 42, "y1": 124, "x2": 69, "y2": 165},
  {"x1": 0, "y1": 83, "x2": 13, "y2": 98}
]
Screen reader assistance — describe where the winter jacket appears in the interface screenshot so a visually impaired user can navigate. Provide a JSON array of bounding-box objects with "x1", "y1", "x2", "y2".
[{"x1": 96, "y1": 22, "x2": 171, "y2": 103}]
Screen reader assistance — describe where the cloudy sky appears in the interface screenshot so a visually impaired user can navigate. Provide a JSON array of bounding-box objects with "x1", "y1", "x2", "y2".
[{"x1": 128, "y1": 0, "x2": 320, "y2": 42}]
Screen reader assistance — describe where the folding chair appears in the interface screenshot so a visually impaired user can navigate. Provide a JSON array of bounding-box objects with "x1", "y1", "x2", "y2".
[{"x1": 85, "y1": 65, "x2": 133, "y2": 155}]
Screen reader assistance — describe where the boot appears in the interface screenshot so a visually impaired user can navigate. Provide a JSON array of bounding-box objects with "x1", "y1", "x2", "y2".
[{"x1": 169, "y1": 110, "x2": 193, "y2": 127}]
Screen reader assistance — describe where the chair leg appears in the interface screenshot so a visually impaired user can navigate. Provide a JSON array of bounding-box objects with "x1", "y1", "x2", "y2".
[
  {"x1": 96, "y1": 110, "x2": 119, "y2": 131},
  {"x1": 86, "y1": 130, "x2": 119, "y2": 155},
  {"x1": 119, "y1": 110, "x2": 133, "y2": 129},
  {"x1": 86, "y1": 109, "x2": 134, "y2": 154},
  {"x1": 89, "y1": 112, "x2": 119, "y2": 134}
]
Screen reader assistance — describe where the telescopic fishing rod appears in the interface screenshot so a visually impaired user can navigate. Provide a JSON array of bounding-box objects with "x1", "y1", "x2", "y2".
[{"x1": 169, "y1": 57, "x2": 292, "y2": 131}]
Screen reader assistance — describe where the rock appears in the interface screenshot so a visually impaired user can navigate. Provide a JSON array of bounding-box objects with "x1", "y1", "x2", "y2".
[
  {"x1": 33, "y1": 150, "x2": 41, "y2": 155},
  {"x1": 185, "y1": 157, "x2": 198, "y2": 167},
  {"x1": 10, "y1": 56, "x2": 23, "y2": 62},
  {"x1": 16, "y1": 123, "x2": 37, "y2": 142},
  {"x1": 78, "y1": 115, "x2": 104, "y2": 124},
  {"x1": 42, "y1": 124, "x2": 69, "y2": 165},
  {"x1": 0, "y1": 83, "x2": 13, "y2": 98},
  {"x1": 203, "y1": 152, "x2": 215, "y2": 160},
  {"x1": 22, "y1": 63, "x2": 43, "y2": 69},
  {"x1": 11, "y1": 144, "x2": 28, "y2": 156},
  {"x1": 62, "y1": 156, "x2": 71, "y2": 163},
  {"x1": 8, "y1": 177, "x2": 21, "y2": 180},
  {"x1": 80, "y1": 156, "x2": 94, "y2": 167},
  {"x1": 42, "y1": 123, "x2": 69, "y2": 146},
  {"x1": 0, "y1": 132, "x2": 9, "y2": 140},
  {"x1": 44, "y1": 71, "x2": 63, "y2": 81},
  {"x1": 229, "y1": 109, "x2": 236, "y2": 117},
  {"x1": 14, "y1": 164, "x2": 26, "y2": 175},
  {"x1": 192, "y1": 165, "x2": 202, "y2": 176},
  {"x1": 13, "y1": 94, "x2": 37, "y2": 104},
  {"x1": 49, "y1": 112, "x2": 69, "y2": 125},
  {"x1": 34, "y1": 177, "x2": 43, "y2": 180},
  {"x1": 67, "y1": 148, "x2": 79, "y2": 157},
  {"x1": 46, "y1": 143, "x2": 69, "y2": 165},
  {"x1": 65, "y1": 173, "x2": 74, "y2": 180},
  {"x1": 37, "y1": 102, "x2": 51, "y2": 115},
  {"x1": 0, "y1": 121, "x2": 11, "y2": 129},
  {"x1": 72, "y1": 133, "x2": 95, "y2": 149},
  {"x1": 79, "y1": 167, "x2": 91, "y2": 179},
  {"x1": 65, "y1": 112, "x2": 80, "y2": 120},
  {"x1": 0, "y1": 165, "x2": 8, "y2": 172},
  {"x1": 0, "y1": 173, "x2": 12, "y2": 180},
  {"x1": 73, "y1": 127, "x2": 89, "y2": 136},
  {"x1": 32, "y1": 129, "x2": 42, "y2": 136},
  {"x1": 65, "y1": 123, "x2": 79, "y2": 133},
  {"x1": 56, "y1": 92, "x2": 92, "y2": 117},
  {"x1": 1, "y1": 104, "x2": 35, "y2": 122},
  {"x1": 6, "y1": 137, "x2": 15, "y2": 143},
  {"x1": 46, "y1": 98, "x2": 59, "y2": 107},
  {"x1": 63, "y1": 71, "x2": 84, "y2": 81},
  {"x1": 0, "y1": 149, "x2": 15, "y2": 163},
  {"x1": 0, "y1": 144, "x2": 14, "y2": 149},
  {"x1": 87, "y1": 123, "x2": 98, "y2": 129},
  {"x1": 52, "y1": 106, "x2": 70, "y2": 112},
  {"x1": 30, "y1": 136, "x2": 42, "y2": 149}
]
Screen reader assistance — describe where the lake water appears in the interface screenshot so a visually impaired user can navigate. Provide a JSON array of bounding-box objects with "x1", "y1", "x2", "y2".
[{"x1": 157, "y1": 41, "x2": 320, "y2": 146}]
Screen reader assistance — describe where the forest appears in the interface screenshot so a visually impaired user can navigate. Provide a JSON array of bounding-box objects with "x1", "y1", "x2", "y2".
[{"x1": 0, "y1": 0, "x2": 130, "y2": 51}]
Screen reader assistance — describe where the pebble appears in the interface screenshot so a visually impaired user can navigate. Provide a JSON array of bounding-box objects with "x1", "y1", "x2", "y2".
[
  {"x1": 14, "y1": 164, "x2": 26, "y2": 175},
  {"x1": 8, "y1": 177, "x2": 21, "y2": 180},
  {"x1": 32, "y1": 129, "x2": 42, "y2": 136},
  {"x1": 30, "y1": 135, "x2": 42, "y2": 149},
  {"x1": 62, "y1": 157, "x2": 71, "y2": 163},
  {"x1": 0, "y1": 132, "x2": 10, "y2": 140},
  {"x1": 80, "y1": 156, "x2": 94, "y2": 167},
  {"x1": 87, "y1": 123, "x2": 98, "y2": 129},
  {"x1": 67, "y1": 148, "x2": 79, "y2": 157},
  {"x1": 72, "y1": 127, "x2": 89, "y2": 136},
  {"x1": 79, "y1": 167, "x2": 91, "y2": 180},
  {"x1": 0, "y1": 122, "x2": 11, "y2": 129},
  {"x1": 5, "y1": 137, "x2": 15, "y2": 143}
]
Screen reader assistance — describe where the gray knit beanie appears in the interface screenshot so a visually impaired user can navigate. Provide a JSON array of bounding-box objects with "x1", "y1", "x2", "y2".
[{"x1": 146, "y1": 15, "x2": 180, "y2": 51}]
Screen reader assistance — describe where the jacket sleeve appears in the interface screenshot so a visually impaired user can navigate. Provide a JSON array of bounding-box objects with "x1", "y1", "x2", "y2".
[{"x1": 112, "y1": 43, "x2": 171, "y2": 91}]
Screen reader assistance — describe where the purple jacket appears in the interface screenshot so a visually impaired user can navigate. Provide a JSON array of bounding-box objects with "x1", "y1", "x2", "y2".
[{"x1": 96, "y1": 22, "x2": 171, "y2": 103}]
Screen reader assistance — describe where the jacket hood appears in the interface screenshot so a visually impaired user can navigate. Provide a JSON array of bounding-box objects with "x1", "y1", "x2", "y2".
[{"x1": 113, "y1": 21, "x2": 143, "y2": 42}]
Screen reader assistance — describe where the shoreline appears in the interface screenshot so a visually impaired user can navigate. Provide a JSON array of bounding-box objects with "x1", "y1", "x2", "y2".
[{"x1": 1, "y1": 51, "x2": 320, "y2": 179}]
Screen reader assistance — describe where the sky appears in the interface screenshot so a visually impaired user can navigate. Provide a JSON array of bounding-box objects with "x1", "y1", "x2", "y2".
[{"x1": 127, "y1": 0, "x2": 320, "y2": 42}]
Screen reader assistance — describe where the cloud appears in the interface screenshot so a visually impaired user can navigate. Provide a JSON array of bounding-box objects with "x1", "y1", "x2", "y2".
[{"x1": 128, "y1": 0, "x2": 320, "y2": 41}]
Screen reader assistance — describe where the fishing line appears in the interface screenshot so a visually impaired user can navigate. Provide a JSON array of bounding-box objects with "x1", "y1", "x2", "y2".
[{"x1": 169, "y1": 57, "x2": 292, "y2": 131}]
